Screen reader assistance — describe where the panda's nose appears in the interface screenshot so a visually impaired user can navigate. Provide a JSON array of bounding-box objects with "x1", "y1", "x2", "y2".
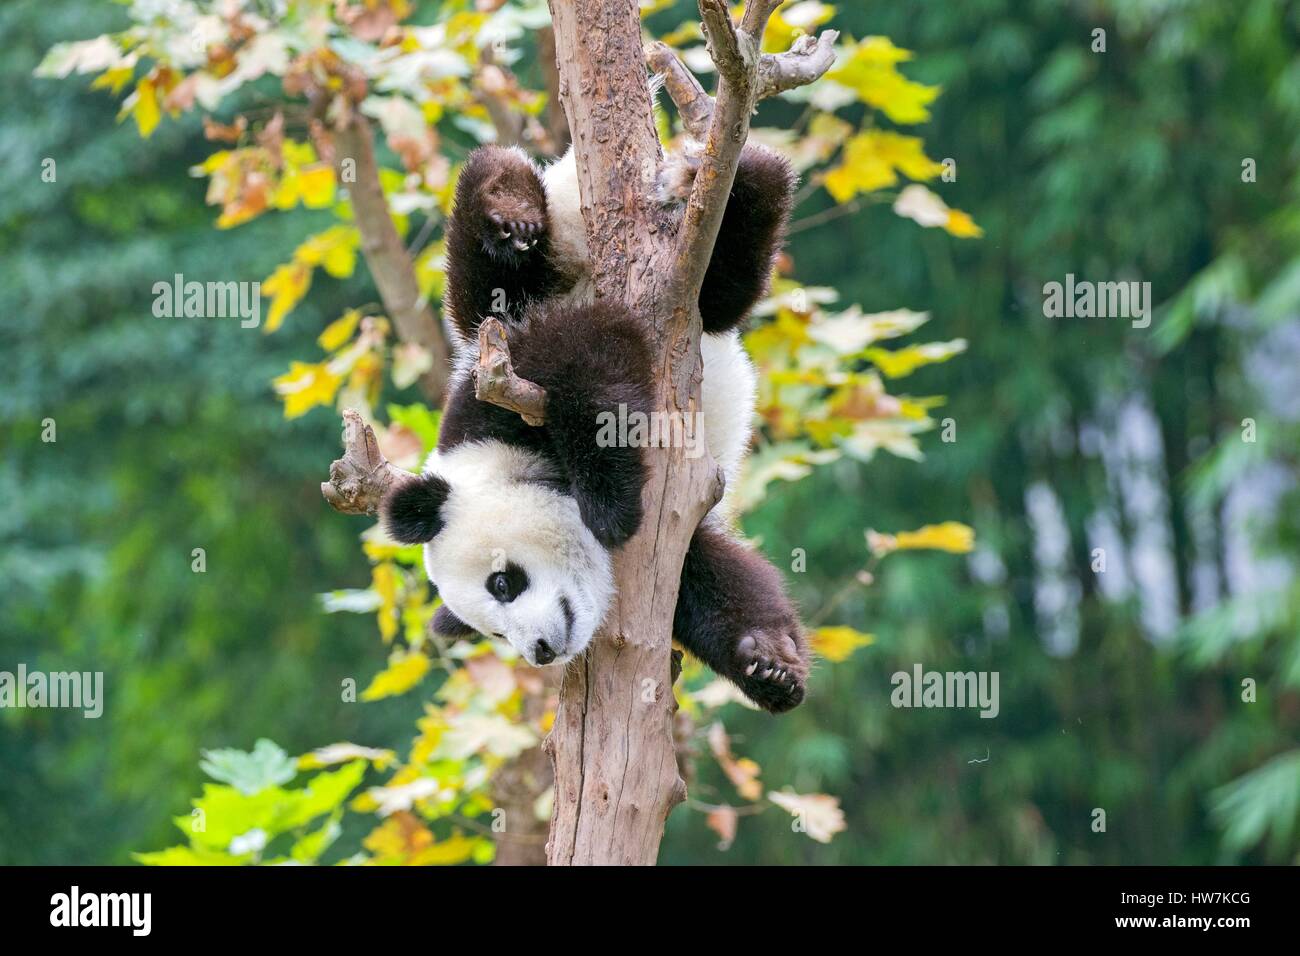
[{"x1": 534, "y1": 640, "x2": 556, "y2": 665}]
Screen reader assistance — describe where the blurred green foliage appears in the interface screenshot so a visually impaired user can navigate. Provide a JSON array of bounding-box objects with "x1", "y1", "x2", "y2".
[
  {"x1": 0, "y1": 0, "x2": 420, "y2": 864},
  {"x1": 663, "y1": 0, "x2": 1300, "y2": 864}
]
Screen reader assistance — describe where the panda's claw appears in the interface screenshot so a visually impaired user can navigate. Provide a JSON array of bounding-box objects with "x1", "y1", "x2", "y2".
[
  {"x1": 733, "y1": 626, "x2": 809, "y2": 714},
  {"x1": 485, "y1": 208, "x2": 546, "y2": 256}
]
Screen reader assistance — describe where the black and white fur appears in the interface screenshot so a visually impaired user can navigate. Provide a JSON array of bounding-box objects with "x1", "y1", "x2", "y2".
[{"x1": 382, "y1": 139, "x2": 810, "y2": 712}]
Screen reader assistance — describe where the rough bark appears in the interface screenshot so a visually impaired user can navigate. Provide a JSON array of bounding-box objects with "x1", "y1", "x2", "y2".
[{"x1": 529, "y1": 0, "x2": 835, "y2": 866}]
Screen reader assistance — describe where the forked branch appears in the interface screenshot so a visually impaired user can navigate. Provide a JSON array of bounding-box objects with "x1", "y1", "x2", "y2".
[{"x1": 648, "y1": 30, "x2": 838, "y2": 139}]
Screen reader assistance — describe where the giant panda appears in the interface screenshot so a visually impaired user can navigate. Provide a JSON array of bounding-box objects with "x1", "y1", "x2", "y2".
[{"x1": 380, "y1": 138, "x2": 811, "y2": 712}]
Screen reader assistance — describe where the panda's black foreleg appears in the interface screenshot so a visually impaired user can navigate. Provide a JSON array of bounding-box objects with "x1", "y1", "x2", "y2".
[
  {"x1": 697, "y1": 145, "x2": 797, "y2": 335},
  {"x1": 444, "y1": 146, "x2": 566, "y2": 342},
  {"x1": 508, "y1": 300, "x2": 657, "y2": 549},
  {"x1": 673, "y1": 522, "x2": 808, "y2": 713}
]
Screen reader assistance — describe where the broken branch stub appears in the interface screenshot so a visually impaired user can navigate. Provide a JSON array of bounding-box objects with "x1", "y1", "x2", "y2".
[
  {"x1": 321, "y1": 409, "x2": 416, "y2": 516},
  {"x1": 474, "y1": 317, "x2": 547, "y2": 426}
]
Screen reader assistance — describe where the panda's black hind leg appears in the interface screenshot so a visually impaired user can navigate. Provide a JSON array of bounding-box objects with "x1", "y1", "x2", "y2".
[
  {"x1": 660, "y1": 144, "x2": 796, "y2": 335},
  {"x1": 444, "y1": 146, "x2": 566, "y2": 342},
  {"x1": 673, "y1": 522, "x2": 809, "y2": 713}
]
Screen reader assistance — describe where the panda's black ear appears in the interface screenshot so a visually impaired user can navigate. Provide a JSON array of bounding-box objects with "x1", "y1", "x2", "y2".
[
  {"x1": 431, "y1": 604, "x2": 476, "y2": 638},
  {"x1": 381, "y1": 473, "x2": 451, "y2": 544}
]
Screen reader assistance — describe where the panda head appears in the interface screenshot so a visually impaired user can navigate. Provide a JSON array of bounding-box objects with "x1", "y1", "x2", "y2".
[{"x1": 380, "y1": 441, "x2": 614, "y2": 667}]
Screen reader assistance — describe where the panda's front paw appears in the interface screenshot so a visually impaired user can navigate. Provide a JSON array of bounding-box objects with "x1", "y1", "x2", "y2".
[{"x1": 734, "y1": 625, "x2": 808, "y2": 714}]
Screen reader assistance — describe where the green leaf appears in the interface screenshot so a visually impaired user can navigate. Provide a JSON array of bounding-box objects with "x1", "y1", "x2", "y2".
[
  {"x1": 387, "y1": 403, "x2": 442, "y2": 454},
  {"x1": 200, "y1": 738, "x2": 297, "y2": 795},
  {"x1": 133, "y1": 845, "x2": 244, "y2": 866}
]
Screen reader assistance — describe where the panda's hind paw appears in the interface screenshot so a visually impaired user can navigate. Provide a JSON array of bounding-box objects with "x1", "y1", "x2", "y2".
[
  {"x1": 735, "y1": 627, "x2": 808, "y2": 714},
  {"x1": 486, "y1": 207, "x2": 545, "y2": 255}
]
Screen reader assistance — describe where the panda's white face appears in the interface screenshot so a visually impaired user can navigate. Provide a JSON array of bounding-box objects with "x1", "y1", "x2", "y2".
[{"x1": 422, "y1": 441, "x2": 614, "y2": 666}]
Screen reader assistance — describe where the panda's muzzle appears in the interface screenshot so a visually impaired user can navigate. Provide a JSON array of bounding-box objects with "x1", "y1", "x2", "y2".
[{"x1": 533, "y1": 597, "x2": 577, "y2": 666}]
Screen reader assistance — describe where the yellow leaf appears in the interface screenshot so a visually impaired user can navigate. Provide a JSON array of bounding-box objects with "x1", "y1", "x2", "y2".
[
  {"x1": 811, "y1": 626, "x2": 874, "y2": 663},
  {"x1": 824, "y1": 130, "x2": 942, "y2": 203},
  {"x1": 945, "y1": 208, "x2": 984, "y2": 238},
  {"x1": 91, "y1": 65, "x2": 134, "y2": 95},
  {"x1": 128, "y1": 77, "x2": 161, "y2": 138},
  {"x1": 894, "y1": 185, "x2": 983, "y2": 238},
  {"x1": 828, "y1": 37, "x2": 940, "y2": 125},
  {"x1": 411, "y1": 832, "x2": 479, "y2": 866},
  {"x1": 296, "y1": 226, "x2": 359, "y2": 279},
  {"x1": 870, "y1": 522, "x2": 975, "y2": 557},
  {"x1": 895, "y1": 521, "x2": 975, "y2": 553},
  {"x1": 272, "y1": 361, "x2": 342, "y2": 419},
  {"x1": 371, "y1": 562, "x2": 400, "y2": 643},
  {"x1": 318, "y1": 309, "x2": 363, "y2": 352},
  {"x1": 297, "y1": 165, "x2": 336, "y2": 208},
  {"x1": 360, "y1": 648, "x2": 431, "y2": 701},
  {"x1": 192, "y1": 150, "x2": 232, "y2": 176},
  {"x1": 863, "y1": 339, "x2": 966, "y2": 378},
  {"x1": 759, "y1": 1, "x2": 836, "y2": 53},
  {"x1": 744, "y1": 308, "x2": 812, "y2": 360},
  {"x1": 261, "y1": 261, "x2": 312, "y2": 333}
]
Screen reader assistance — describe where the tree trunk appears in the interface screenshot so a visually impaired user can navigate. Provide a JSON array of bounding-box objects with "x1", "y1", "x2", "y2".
[
  {"x1": 541, "y1": 0, "x2": 701, "y2": 867},
  {"x1": 541, "y1": 0, "x2": 825, "y2": 866}
]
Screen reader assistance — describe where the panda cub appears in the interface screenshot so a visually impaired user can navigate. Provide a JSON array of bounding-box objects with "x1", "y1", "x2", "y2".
[{"x1": 381, "y1": 140, "x2": 810, "y2": 712}]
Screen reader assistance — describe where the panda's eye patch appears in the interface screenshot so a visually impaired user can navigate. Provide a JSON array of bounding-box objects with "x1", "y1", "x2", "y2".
[{"x1": 486, "y1": 562, "x2": 529, "y2": 603}]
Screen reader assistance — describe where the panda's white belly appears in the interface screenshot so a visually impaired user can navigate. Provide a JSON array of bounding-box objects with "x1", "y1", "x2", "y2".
[{"x1": 699, "y1": 331, "x2": 756, "y2": 513}]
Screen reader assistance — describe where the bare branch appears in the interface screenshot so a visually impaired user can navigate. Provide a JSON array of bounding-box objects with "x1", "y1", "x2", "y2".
[
  {"x1": 671, "y1": 0, "x2": 767, "y2": 300},
  {"x1": 738, "y1": 0, "x2": 785, "y2": 38},
  {"x1": 321, "y1": 409, "x2": 415, "y2": 515},
  {"x1": 538, "y1": 26, "x2": 571, "y2": 156},
  {"x1": 673, "y1": 1, "x2": 836, "y2": 299},
  {"x1": 699, "y1": 0, "x2": 746, "y2": 79},
  {"x1": 646, "y1": 42, "x2": 712, "y2": 139},
  {"x1": 758, "y1": 30, "x2": 840, "y2": 99},
  {"x1": 648, "y1": 29, "x2": 840, "y2": 139},
  {"x1": 329, "y1": 113, "x2": 452, "y2": 403},
  {"x1": 474, "y1": 318, "x2": 547, "y2": 426}
]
